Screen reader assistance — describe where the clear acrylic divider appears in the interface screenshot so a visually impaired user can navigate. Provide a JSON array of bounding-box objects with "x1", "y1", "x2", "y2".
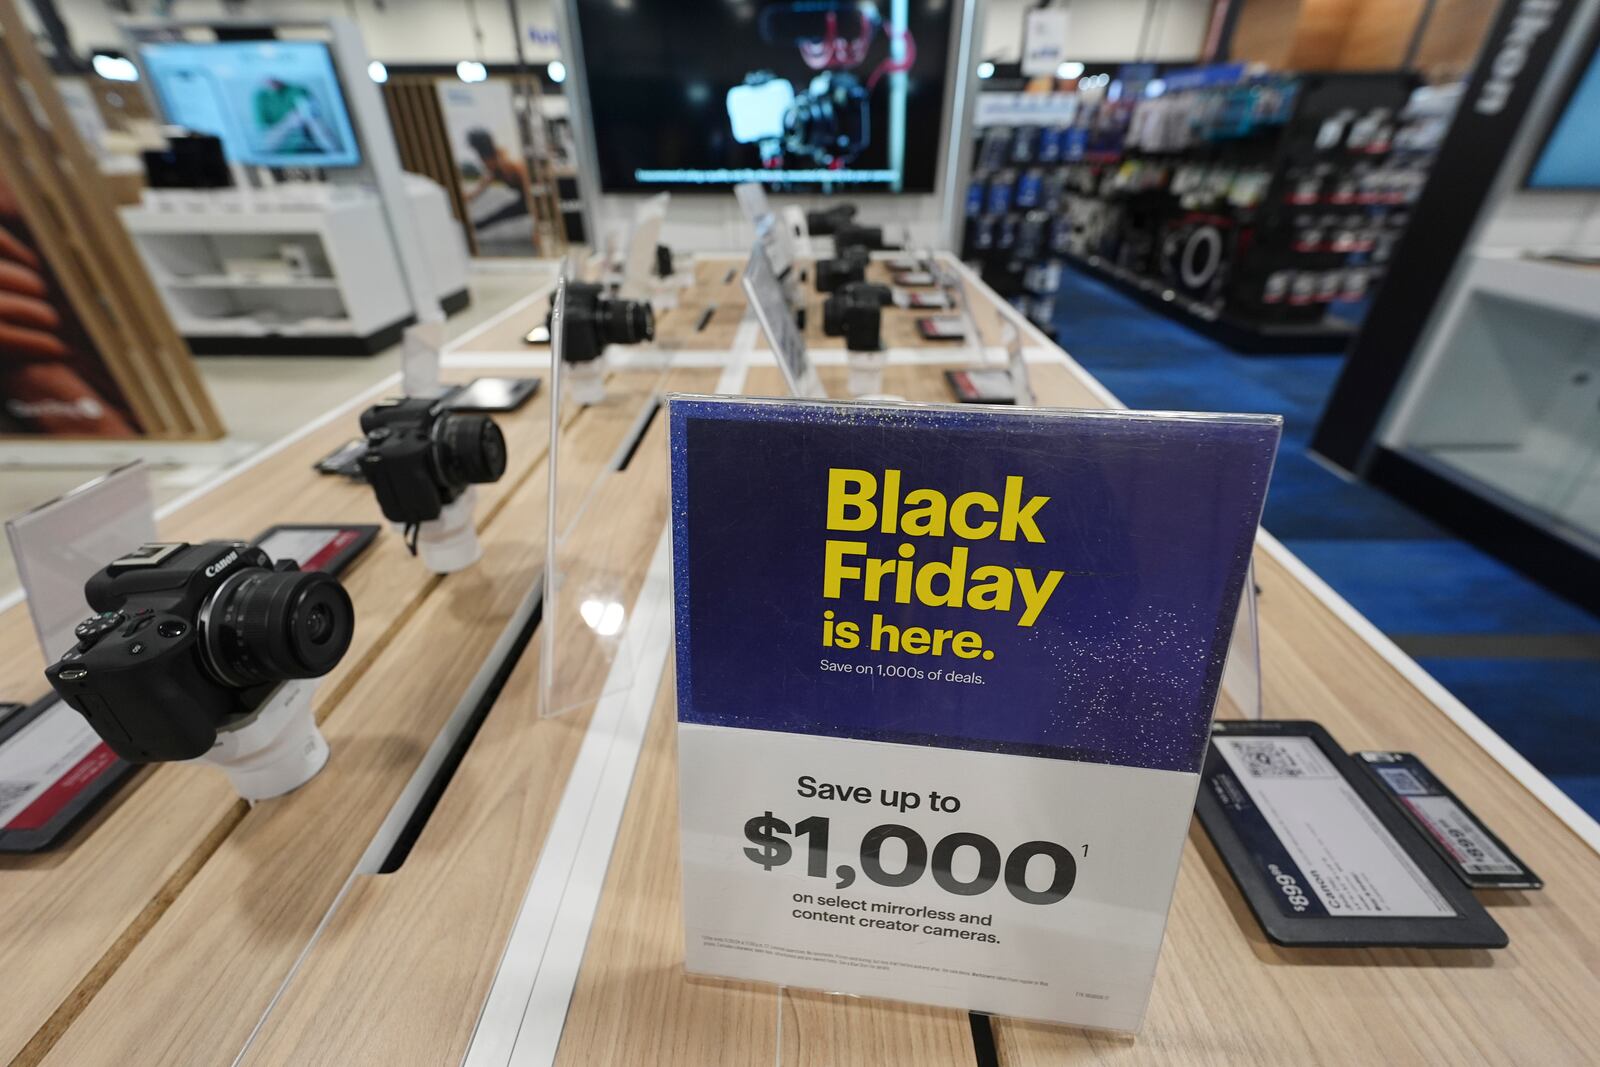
[
  {"x1": 4, "y1": 462, "x2": 157, "y2": 663},
  {"x1": 538, "y1": 265, "x2": 671, "y2": 718},
  {"x1": 1219, "y1": 556, "x2": 1263, "y2": 720},
  {"x1": 932, "y1": 256, "x2": 992, "y2": 369}
]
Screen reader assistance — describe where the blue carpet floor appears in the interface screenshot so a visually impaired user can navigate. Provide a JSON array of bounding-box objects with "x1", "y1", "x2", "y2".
[{"x1": 1051, "y1": 267, "x2": 1600, "y2": 821}]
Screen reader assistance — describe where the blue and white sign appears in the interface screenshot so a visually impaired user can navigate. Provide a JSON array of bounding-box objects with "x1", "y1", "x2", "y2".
[
  {"x1": 669, "y1": 397, "x2": 1279, "y2": 1031},
  {"x1": 974, "y1": 91, "x2": 1080, "y2": 128},
  {"x1": 1022, "y1": 9, "x2": 1072, "y2": 77}
]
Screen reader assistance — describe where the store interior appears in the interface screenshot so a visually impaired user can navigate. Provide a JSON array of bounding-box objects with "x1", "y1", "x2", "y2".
[{"x1": 3, "y1": 0, "x2": 1600, "y2": 1061}]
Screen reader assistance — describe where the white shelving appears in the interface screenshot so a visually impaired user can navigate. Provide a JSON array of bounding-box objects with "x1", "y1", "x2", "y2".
[
  {"x1": 121, "y1": 177, "x2": 467, "y2": 353},
  {"x1": 166, "y1": 275, "x2": 341, "y2": 290},
  {"x1": 1385, "y1": 250, "x2": 1600, "y2": 547}
]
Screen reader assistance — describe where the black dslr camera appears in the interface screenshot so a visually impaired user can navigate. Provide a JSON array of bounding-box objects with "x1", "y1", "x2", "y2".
[
  {"x1": 834, "y1": 222, "x2": 891, "y2": 252},
  {"x1": 359, "y1": 397, "x2": 507, "y2": 527},
  {"x1": 44, "y1": 542, "x2": 354, "y2": 762},
  {"x1": 806, "y1": 203, "x2": 857, "y2": 236},
  {"x1": 823, "y1": 281, "x2": 892, "y2": 351},
  {"x1": 815, "y1": 245, "x2": 869, "y2": 293},
  {"x1": 560, "y1": 281, "x2": 655, "y2": 364}
]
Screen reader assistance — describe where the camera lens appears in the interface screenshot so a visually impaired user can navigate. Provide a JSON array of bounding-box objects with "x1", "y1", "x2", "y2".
[
  {"x1": 599, "y1": 297, "x2": 655, "y2": 346},
  {"x1": 435, "y1": 412, "x2": 507, "y2": 486},
  {"x1": 201, "y1": 568, "x2": 354, "y2": 688}
]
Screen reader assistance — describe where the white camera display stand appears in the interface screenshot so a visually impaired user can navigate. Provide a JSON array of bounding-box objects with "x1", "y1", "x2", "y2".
[
  {"x1": 846, "y1": 349, "x2": 888, "y2": 398},
  {"x1": 409, "y1": 486, "x2": 482, "y2": 574},
  {"x1": 564, "y1": 357, "x2": 608, "y2": 406},
  {"x1": 195, "y1": 678, "x2": 328, "y2": 802}
]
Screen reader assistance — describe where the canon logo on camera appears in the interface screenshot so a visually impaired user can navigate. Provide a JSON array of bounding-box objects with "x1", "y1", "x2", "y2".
[{"x1": 204, "y1": 550, "x2": 240, "y2": 579}]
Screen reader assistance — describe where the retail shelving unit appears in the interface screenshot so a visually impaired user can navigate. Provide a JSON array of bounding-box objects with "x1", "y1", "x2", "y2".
[
  {"x1": 963, "y1": 68, "x2": 1424, "y2": 353},
  {"x1": 122, "y1": 179, "x2": 470, "y2": 355}
]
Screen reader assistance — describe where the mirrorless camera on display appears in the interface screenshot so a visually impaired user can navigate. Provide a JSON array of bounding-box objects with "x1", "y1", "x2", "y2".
[
  {"x1": 359, "y1": 398, "x2": 508, "y2": 575},
  {"x1": 555, "y1": 281, "x2": 656, "y2": 404},
  {"x1": 823, "y1": 281, "x2": 892, "y2": 351},
  {"x1": 44, "y1": 542, "x2": 354, "y2": 799},
  {"x1": 816, "y1": 246, "x2": 869, "y2": 292},
  {"x1": 806, "y1": 203, "x2": 857, "y2": 235}
]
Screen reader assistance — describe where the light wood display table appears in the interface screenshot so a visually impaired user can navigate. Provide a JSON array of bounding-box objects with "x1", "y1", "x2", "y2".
[{"x1": 2, "y1": 254, "x2": 1597, "y2": 1066}]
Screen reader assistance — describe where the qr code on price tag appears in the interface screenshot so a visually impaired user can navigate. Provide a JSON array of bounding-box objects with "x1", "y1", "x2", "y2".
[{"x1": 1223, "y1": 738, "x2": 1336, "y2": 780}]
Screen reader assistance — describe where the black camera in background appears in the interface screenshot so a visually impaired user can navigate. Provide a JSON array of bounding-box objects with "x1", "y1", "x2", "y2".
[{"x1": 569, "y1": 0, "x2": 954, "y2": 193}]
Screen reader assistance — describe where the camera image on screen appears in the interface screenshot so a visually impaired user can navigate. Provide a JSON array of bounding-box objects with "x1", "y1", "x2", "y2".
[
  {"x1": 559, "y1": 281, "x2": 656, "y2": 364},
  {"x1": 823, "y1": 280, "x2": 891, "y2": 351},
  {"x1": 359, "y1": 398, "x2": 508, "y2": 528},
  {"x1": 725, "y1": 1, "x2": 914, "y2": 177},
  {"x1": 573, "y1": 0, "x2": 949, "y2": 192},
  {"x1": 44, "y1": 542, "x2": 354, "y2": 762}
]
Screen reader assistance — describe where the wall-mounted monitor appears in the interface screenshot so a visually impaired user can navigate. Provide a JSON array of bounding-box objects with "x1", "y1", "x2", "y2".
[
  {"x1": 570, "y1": 0, "x2": 955, "y2": 194},
  {"x1": 1525, "y1": 40, "x2": 1600, "y2": 190},
  {"x1": 139, "y1": 40, "x2": 362, "y2": 169}
]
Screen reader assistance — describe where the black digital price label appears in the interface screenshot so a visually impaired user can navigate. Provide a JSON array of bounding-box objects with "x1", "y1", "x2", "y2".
[
  {"x1": 1357, "y1": 751, "x2": 1542, "y2": 890},
  {"x1": 1196, "y1": 721, "x2": 1507, "y2": 948}
]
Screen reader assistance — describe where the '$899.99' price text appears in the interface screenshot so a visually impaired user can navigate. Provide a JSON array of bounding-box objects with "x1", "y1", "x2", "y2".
[{"x1": 743, "y1": 813, "x2": 1081, "y2": 904}]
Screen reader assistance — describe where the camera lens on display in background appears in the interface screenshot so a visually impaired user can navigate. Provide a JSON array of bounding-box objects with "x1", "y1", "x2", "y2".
[
  {"x1": 601, "y1": 298, "x2": 655, "y2": 346},
  {"x1": 435, "y1": 412, "x2": 508, "y2": 486},
  {"x1": 201, "y1": 568, "x2": 355, "y2": 688}
]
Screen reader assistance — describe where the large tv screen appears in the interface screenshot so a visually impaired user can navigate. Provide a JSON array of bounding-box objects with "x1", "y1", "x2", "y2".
[
  {"x1": 140, "y1": 40, "x2": 362, "y2": 169},
  {"x1": 571, "y1": 0, "x2": 955, "y2": 194},
  {"x1": 1526, "y1": 41, "x2": 1600, "y2": 189}
]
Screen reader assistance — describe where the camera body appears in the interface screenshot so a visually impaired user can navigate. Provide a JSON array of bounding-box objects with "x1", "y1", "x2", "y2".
[
  {"x1": 815, "y1": 246, "x2": 869, "y2": 293},
  {"x1": 44, "y1": 542, "x2": 354, "y2": 763},
  {"x1": 834, "y1": 222, "x2": 890, "y2": 252},
  {"x1": 359, "y1": 397, "x2": 507, "y2": 525},
  {"x1": 806, "y1": 204, "x2": 857, "y2": 236},
  {"x1": 823, "y1": 281, "x2": 892, "y2": 352},
  {"x1": 561, "y1": 281, "x2": 655, "y2": 364}
]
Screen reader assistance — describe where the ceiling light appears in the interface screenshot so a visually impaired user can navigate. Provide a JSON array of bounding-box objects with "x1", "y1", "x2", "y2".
[
  {"x1": 547, "y1": 59, "x2": 567, "y2": 84},
  {"x1": 92, "y1": 53, "x2": 139, "y2": 82},
  {"x1": 368, "y1": 60, "x2": 388, "y2": 83},
  {"x1": 977, "y1": 61, "x2": 995, "y2": 80},
  {"x1": 1056, "y1": 61, "x2": 1084, "y2": 80},
  {"x1": 456, "y1": 60, "x2": 488, "y2": 83}
]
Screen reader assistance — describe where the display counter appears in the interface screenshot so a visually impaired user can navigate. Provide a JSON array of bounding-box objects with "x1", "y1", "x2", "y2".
[{"x1": 2, "y1": 256, "x2": 1597, "y2": 1066}]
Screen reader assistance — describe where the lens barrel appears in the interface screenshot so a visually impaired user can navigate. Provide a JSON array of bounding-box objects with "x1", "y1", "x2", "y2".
[
  {"x1": 600, "y1": 298, "x2": 655, "y2": 346},
  {"x1": 435, "y1": 412, "x2": 508, "y2": 486},
  {"x1": 202, "y1": 568, "x2": 354, "y2": 688}
]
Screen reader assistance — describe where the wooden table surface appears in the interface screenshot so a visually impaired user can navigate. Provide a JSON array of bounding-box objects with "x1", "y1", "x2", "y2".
[{"x1": 3, "y1": 256, "x2": 1598, "y2": 1066}]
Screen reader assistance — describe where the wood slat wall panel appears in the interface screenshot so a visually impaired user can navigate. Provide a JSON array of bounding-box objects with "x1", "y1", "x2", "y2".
[
  {"x1": 0, "y1": 0, "x2": 221, "y2": 440},
  {"x1": 384, "y1": 78, "x2": 478, "y2": 258}
]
